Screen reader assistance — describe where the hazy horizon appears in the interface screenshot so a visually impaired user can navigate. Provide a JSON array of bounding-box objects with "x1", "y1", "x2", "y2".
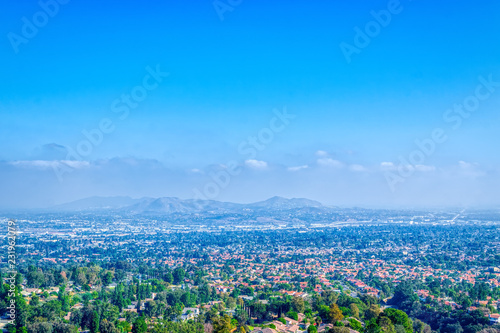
[{"x1": 0, "y1": 194, "x2": 495, "y2": 212}]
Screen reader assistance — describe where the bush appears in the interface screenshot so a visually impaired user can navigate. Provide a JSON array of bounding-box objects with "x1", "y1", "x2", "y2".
[
  {"x1": 286, "y1": 311, "x2": 299, "y2": 321},
  {"x1": 308, "y1": 325, "x2": 318, "y2": 333},
  {"x1": 348, "y1": 318, "x2": 363, "y2": 332}
]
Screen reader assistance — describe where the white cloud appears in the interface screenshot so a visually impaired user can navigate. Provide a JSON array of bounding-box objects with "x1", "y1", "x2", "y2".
[
  {"x1": 457, "y1": 161, "x2": 484, "y2": 178},
  {"x1": 317, "y1": 158, "x2": 343, "y2": 168},
  {"x1": 245, "y1": 159, "x2": 268, "y2": 169},
  {"x1": 1, "y1": 157, "x2": 500, "y2": 209},
  {"x1": 287, "y1": 165, "x2": 309, "y2": 172},
  {"x1": 380, "y1": 162, "x2": 396, "y2": 170},
  {"x1": 458, "y1": 161, "x2": 479, "y2": 169},
  {"x1": 315, "y1": 150, "x2": 329, "y2": 157},
  {"x1": 380, "y1": 162, "x2": 435, "y2": 172},
  {"x1": 415, "y1": 165, "x2": 436, "y2": 172},
  {"x1": 9, "y1": 160, "x2": 90, "y2": 169},
  {"x1": 349, "y1": 164, "x2": 366, "y2": 172}
]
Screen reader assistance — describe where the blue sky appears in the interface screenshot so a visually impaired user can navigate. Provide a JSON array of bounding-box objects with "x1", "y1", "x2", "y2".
[{"x1": 1, "y1": 0, "x2": 500, "y2": 208}]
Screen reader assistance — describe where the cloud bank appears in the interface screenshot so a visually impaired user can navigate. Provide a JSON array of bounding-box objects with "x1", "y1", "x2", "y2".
[{"x1": 1, "y1": 153, "x2": 498, "y2": 209}]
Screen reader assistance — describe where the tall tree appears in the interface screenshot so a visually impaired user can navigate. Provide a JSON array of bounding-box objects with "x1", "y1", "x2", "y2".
[
  {"x1": 212, "y1": 315, "x2": 232, "y2": 333},
  {"x1": 90, "y1": 311, "x2": 100, "y2": 333},
  {"x1": 383, "y1": 309, "x2": 413, "y2": 333},
  {"x1": 328, "y1": 303, "x2": 344, "y2": 323},
  {"x1": 350, "y1": 303, "x2": 360, "y2": 318},
  {"x1": 132, "y1": 316, "x2": 147, "y2": 333}
]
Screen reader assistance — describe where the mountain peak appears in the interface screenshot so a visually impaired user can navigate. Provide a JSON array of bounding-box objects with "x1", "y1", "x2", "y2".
[{"x1": 250, "y1": 196, "x2": 323, "y2": 209}]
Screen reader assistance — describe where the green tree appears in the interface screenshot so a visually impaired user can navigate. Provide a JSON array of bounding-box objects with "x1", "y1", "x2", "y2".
[
  {"x1": 163, "y1": 272, "x2": 173, "y2": 284},
  {"x1": 348, "y1": 318, "x2": 363, "y2": 332},
  {"x1": 323, "y1": 290, "x2": 339, "y2": 305},
  {"x1": 0, "y1": 271, "x2": 4, "y2": 295},
  {"x1": 212, "y1": 314, "x2": 232, "y2": 333},
  {"x1": 286, "y1": 310, "x2": 299, "y2": 321},
  {"x1": 30, "y1": 293, "x2": 40, "y2": 306},
  {"x1": 365, "y1": 318, "x2": 381, "y2": 333},
  {"x1": 227, "y1": 297, "x2": 237, "y2": 310},
  {"x1": 235, "y1": 308, "x2": 248, "y2": 325},
  {"x1": 52, "y1": 322, "x2": 78, "y2": 333},
  {"x1": 132, "y1": 316, "x2": 148, "y2": 333},
  {"x1": 308, "y1": 324, "x2": 318, "y2": 333},
  {"x1": 328, "y1": 303, "x2": 344, "y2": 323},
  {"x1": 117, "y1": 321, "x2": 132, "y2": 333},
  {"x1": 15, "y1": 292, "x2": 29, "y2": 330},
  {"x1": 292, "y1": 296, "x2": 306, "y2": 313},
  {"x1": 365, "y1": 304, "x2": 381, "y2": 320},
  {"x1": 26, "y1": 270, "x2": 45, "y2": 288},
  {"x1": 392, "y1": 281, "x2": 417, "y2": 308},
  {"x1": 378, "y1": 316, "x2": 396, "y2": 333},
  {"x1": 328, "y1": 327, "x2": 350, "y2": 333},
  {"x1": 172, "y1": 267, "x2": 186, "y2": 285},
  {"x1": 412, "y1": 319, "x2": 431, "y2": 333},
  {"x1": 145, "y1": 300, "x2": 157, "y2": 317},
  {"x1": 101, "y1": 271, "x2": 114, "y2": 286},
  {"x1": 100, "y1": 319, "x2": 120, "y2": 333},
  {"x1": 27, "y1": 322, "x2": 52, "y2": 333},
  {"x1": 350, "y1": 303, "x2": 360, "y2": 318},
  {"x1": 90, "y1": 310, "x2": 100, "y2": 333},
  {"x1": 383, "y1": 308, "x2": 412, "y2": 333}
]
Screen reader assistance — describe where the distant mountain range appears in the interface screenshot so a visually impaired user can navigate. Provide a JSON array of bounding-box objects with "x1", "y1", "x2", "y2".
[{"x1": 50, "y1": 196, "x2": 327, "y2": 214}]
